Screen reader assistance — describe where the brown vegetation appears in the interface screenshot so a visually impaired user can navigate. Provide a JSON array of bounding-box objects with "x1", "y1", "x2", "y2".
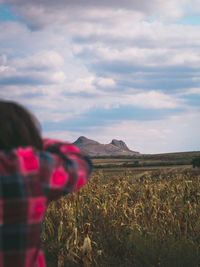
[{"x1": 41, "y1": 167, "x2": 200, "y2": 267}]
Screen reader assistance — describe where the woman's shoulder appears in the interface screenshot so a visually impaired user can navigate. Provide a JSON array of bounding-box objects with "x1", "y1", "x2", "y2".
[{"x1": 0, "y1": 146, "x2": 54, "y2": 176}]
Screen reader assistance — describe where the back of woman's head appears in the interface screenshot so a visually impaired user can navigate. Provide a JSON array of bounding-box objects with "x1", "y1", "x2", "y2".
[{"x1": 0, "y1": 100, "x2": 42, "y2": 150}]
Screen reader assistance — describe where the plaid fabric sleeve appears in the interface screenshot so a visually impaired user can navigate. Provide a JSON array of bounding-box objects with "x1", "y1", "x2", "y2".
[{"x1": 40, "y1": 138, "x2": 93, "y2": 202}]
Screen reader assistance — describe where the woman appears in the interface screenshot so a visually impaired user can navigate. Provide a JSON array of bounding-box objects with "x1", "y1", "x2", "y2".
[{"x1": 0, "y1": 100, "x2": 93, "y2": 267}]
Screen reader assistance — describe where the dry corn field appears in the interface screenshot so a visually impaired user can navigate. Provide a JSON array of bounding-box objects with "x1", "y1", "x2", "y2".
[{"x1": 41, "y1": 167, "x2": 200, "y2": 267}]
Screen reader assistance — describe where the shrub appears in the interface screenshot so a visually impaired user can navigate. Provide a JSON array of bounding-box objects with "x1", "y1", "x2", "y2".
[{"x1": 191, "y1": 156, "x2": 200, "y2": 168}]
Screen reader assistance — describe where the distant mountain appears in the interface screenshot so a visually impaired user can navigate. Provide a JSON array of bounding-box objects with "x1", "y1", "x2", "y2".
[{"x1": 73, "y1": 136, "x2": 139, "y2": 156}]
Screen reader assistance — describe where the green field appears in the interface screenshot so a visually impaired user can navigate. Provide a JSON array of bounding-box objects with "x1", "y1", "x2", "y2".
[
  {"x1": 41, "y1": 160, "x2": 200, "y2": 267},
  {"x1": 92, "y1": 151, "x2": 200, "y2": 169}
]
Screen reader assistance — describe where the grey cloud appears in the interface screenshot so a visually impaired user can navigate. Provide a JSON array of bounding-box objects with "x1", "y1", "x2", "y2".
[
  {"x1": 0, "y1": 74, "x2": 54, "y2": 85},
  {"x1": 71, "y1": 22, "x2": 200, "y2": 50},
  {"x1": 0, "y1": 68, "x2": 65, "y2": 87},
  {"x1": 12, "y1": 51, "x2": 64, "y2": 71},
  {"x1": 1, "y1": 0, "x2": 188, "y2": 29},
  {"x1": 0, "y1": 49, "x2": 66, "y2": 86},
  {"x1": 3, "y1": 0, "x2": 160, "y2": 13},
  {"x1": 90, "y1": 61, "x2": 200, "y2": 92},
  {"x1": 91, "y1": 60, "x2": 200, "y2": 74},
  {"x1": 70, "y1": 20, "x2": 200, "y2": 93}
]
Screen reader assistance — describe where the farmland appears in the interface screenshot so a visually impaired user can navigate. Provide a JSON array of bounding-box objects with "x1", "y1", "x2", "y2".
[
  {"x1": 92, "y1": 151, "x2": 200, "y2": 169},
  {"x1": 41, "y1": 156, "x2": 200, "y2": 267}
]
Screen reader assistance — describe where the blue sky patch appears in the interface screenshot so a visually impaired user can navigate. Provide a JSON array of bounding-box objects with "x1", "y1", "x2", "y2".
[
  {"x1": 0, "y1": 4, "x2": 20, "y2": 22},
  {"x1": 181, "y1": 94, "x2": 200, "y2": 107},
  {"x1": 175, "y1": 16, "x2": 200, "y2": 26}
]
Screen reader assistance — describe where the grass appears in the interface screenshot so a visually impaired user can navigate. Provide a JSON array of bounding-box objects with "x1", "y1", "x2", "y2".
[{"x1": 41, "y1": 167, "x2": 200, "y2": 267}]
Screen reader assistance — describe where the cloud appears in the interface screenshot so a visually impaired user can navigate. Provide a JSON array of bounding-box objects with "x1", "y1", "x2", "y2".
[
  {"x1": 183, "y1": 87, "x2": 200, "y2": 95},
  {"x1": 42, "y1": 110, "x2": 200, "y2": 154},
  {"x1": 0, "y1": 0, "x2": 193, "y2": 33},
  {"x1": 124, "y1": 91, "x2": 183, "y2": 109},
  {"x1": 2, "y1": 0, "x2": 189, "y2": 19},
  {"x1": 94, "y1": 77, "x2": 116, "y2": 89},
  {"x1": 0, "y1": 54, "x2": 7, "y2": 64},
  {"x1": 12, "y1": 51, "x2": 64, "y2": 71},
  {"x1": 25, "y1": 89, "x2": 184, "y2": 130},
  {"x1": 1, "y1": 10, "x2": 199, "y2": 95},
  {"x1": 0, "y1": 48, "x2": 67, "y2": 86},
  {"x1": 82, "y1": 110, "x2": 200, "y2": 154},
  {"x1": 69, "y1": 19, "x2": 200, "y2": 94},
  {"x1": 0, "y1": 1, "x2": 199, "y2": 153},
  {"x1": 65, "y1": 77, "x2": 98, "y2": 94},
  {"x1": 1, "y1": 11, "x2": 200, "y2": 92},
  {"x1": 191, "y1": 0, "x2": 200, "y2": 15}
]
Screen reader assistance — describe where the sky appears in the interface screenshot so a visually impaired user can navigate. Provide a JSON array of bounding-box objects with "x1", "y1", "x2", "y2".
[{"x1": 0, "y1": 0, "x2": 200, "y2": 154}]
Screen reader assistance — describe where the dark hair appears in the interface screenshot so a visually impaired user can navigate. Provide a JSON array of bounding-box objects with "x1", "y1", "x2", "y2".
[{"x1": 0, "y1": 100, "x2": 42, "y2": 150}]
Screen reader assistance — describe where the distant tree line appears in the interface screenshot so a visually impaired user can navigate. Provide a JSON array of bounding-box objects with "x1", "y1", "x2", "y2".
[{"x1": 94, "y1": 161, "x2": 189, "y2": 169}]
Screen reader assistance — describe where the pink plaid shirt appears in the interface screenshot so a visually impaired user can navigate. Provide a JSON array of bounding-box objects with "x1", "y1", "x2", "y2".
[{"x1": 0, "y1": 139, "x2": 92, "y2": 267}]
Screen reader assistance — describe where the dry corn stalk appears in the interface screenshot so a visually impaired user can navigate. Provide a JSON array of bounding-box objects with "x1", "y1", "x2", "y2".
[{"x1": 82, "y1": 235, "x2": 92, "y2": 255}]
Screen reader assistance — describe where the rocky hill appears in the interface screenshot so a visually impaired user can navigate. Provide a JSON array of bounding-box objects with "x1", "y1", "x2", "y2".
[{"x1": 73, "y1": 136, "x2": 139, "y2": 156}]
